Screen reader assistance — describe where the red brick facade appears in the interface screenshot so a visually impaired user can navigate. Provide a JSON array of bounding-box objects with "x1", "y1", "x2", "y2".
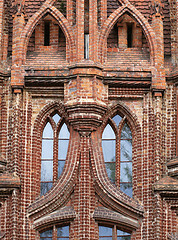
[{"x1": 0, "y1": 0, "x2": 178, "y2": 239}]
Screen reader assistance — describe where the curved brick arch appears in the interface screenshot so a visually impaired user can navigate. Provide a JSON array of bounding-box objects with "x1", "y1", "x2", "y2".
[
  {"x1": 29, "y1": 101, "x2": 80, "y2": 220},
  {"x1": 19, "y1": 4, "x2": 75, "y2": 65},
  {"x1": 98, "y1": 3, "x2": 157, "y2": 66},
  {"x1": 90, "y1": 101, "x2": 143, "y2": 221}
]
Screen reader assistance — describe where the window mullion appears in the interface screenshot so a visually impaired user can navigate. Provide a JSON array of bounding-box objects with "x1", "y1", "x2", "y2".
[
  {"x1": 53, "y1": 129, "x2": 58, "y2": 183},
  {"x1": 113, "y1": 225, "x2": 117, "y2": 240},
  {"x1": 53, "y1": 225, "x2": 57, "y2": 240}
]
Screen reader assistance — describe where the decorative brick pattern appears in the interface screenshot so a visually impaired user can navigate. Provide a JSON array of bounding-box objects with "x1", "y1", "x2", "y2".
[{"x1": 0, "y1": 0, "x2": 177, "y2": 239}]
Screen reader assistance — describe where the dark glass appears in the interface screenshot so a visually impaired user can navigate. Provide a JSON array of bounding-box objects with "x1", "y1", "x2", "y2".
[
  {"x1": 40, "y1": 182, "x2": 53, "y2": 196},
  {"x1": 112, "y1": 115, "x2": 122, "y2": 126},
  {"x1": 121, "y1": 124, "x2": 132, "y2": 139},
  {"x1": 105, "y1": 162, "x2": 116, "y2": 183},
  {"x1": 44, "y1": 21, "x2": 50, "y2": 46}
]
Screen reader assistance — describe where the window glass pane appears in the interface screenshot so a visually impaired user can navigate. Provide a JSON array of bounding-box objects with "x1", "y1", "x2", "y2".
[
  {"x1": 41, "y1": 161, "x2": 53, "y2": 181},
  {"x1": 121, "y1": 123, "x2": 132, "y2": 139},
  {"x1": 112, "y1": 115, "x2": 122, "y2": 126},
  {"x1": 120, "y1": 140, "x2": 132, "y2": 161},
  {"x1": 40, "y1": 229, "x2": 53, "y2": 238},
  {"x1": 102, "y1": 124, "x2": 116, "y2": 139},
  {"x1": 58, "y1": 140, "x2": 69, "y2": 159},
  {"x1": 120, "y1": 162, "x2": 132, "y2": 182},
  {"x1": 117, "y1": 229, "x2": 131, "y2": 240},
  {"x1": 99, "y1": 226, "x2": 112, "y2": 236},
  {"x1": 120, "y1": 183, "x2": 133, "y2": 197},
  {"x1": 52, "y1": 114, "x2": 61, "y2": 124},
  {"x1": 57, "y1": 226, "x2": 69, "y2": 237},
  {"x1": 102, "y1": 140, "x2": 115, "y2": 163},
  {"x1": 40, "y1": 182, "x2": 53, "y2": 196},
  {"x1": 59, "y1": 124, "x2": 70, "y2": 139},
  {"x1": 58, "y1": 160, "x2": 65, "y2": 178},
  {"x1": 105, "y1": 162, "x2": 116, "y2": 183},
  {"x1": 43, "y1": 122, "x2": 53, "y2": 138},
  {"x1": 42, "y1": 140, "x2": 53, "y2": 159}
]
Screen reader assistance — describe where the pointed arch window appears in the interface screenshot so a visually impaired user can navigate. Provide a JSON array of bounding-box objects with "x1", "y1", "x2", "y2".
[
  {"x1": 102, "y1": 114, "x2": 132, "y2": 197},
  {"x1": 41, "y1": 113, "x2": 70, "y2": 196}
]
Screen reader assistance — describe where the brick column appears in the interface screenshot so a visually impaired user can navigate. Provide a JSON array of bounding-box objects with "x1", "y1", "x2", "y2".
[
  {"x1": 0, "y1": 0, "x2": 4, "y2": 63},
  {"x1": 153, "y1": 93, "x2": 164, "y2": 240},
  {"x1": 76, "y1": 0, "x2": 84, "y2": 61},
  {"x1": 150, "y1": 0, "x2": 166, "y2": 91},
  {"x1": 117, "y1": 23, "x2": 127, "y2": 48},
  {"x1": 67, "y1": 0, "x2": 74, "y2": 25},
  {"x1": 170, "y1": 0, "x2": 178, "y2": 66},
  {"x1": 99, "y1": 0, "x2": 107, "y2": 26},
  {"x1": 11, "y1": 0, "x2": 26, "y2": 89}
]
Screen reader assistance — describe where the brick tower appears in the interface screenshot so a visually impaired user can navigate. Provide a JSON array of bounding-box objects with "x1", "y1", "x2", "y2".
[{"x1": 0, "y1": 0, "x2": 178, "y2": 239}]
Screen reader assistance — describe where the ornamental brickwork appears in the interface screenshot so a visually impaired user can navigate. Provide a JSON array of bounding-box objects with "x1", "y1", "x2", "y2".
[{"x1": 0, "y1": 0, "x2": 178, "y2": 239}]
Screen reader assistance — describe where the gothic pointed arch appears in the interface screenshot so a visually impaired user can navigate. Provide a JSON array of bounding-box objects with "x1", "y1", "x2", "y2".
[
  {"x1": 29, "y1": 101, "x2": 80, "y2": 220},
  {"x1": 19, "y1": 4, "x2": 75, "y2": 65},
  {"x1": 90, "y1": 101, "x2": 144, "y2": 222},
  {"x1": 98, "y1": 3, "x2": 158, "y2": 66}
]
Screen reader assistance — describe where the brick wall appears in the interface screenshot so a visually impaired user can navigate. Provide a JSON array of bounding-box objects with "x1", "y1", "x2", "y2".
[{"x1": 0, "y1": 0, "x2": 177, "y2": 239}]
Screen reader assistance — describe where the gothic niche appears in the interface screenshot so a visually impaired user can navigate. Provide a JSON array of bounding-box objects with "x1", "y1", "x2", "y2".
[
  {"x1": 25, "y1": 13, "x2": 67, "y2": 68},
  {"x1": 105, "y1": 13, "x2": 151, "y2": 69}
]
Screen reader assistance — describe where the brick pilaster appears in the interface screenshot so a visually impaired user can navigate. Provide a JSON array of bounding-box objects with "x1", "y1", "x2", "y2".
[
  {"x1": 0, "y1": 0, "x2": 4, "y2": 63},
  {"x1": 89, "y1": 0, "x2": 98, "y2": 62},
  {"x1": 76, "y1": 0, "x2": 84, "y2": 61},
  {"x1": 11, "y1": 0, "x2": 26, "y2": 88},
  {"x1": 150, "y1": 0, "x2": 166, "y2": 91}
]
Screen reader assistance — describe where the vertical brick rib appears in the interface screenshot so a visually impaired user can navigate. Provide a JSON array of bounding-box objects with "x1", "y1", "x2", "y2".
[{"x1": 78, "y1": 135, "x2": 90, "y2": 239}]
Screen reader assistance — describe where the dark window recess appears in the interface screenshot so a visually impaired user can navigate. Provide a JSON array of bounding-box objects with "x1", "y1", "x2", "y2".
[
  {"x1": 44, "y1": 21, "x2": 50, "y2": 46},
  {"x1": 84, "y1": 34, "x2": 89, "y2": 59},
  {"x1": 127, "y1": 24, "x2": 133, "y2": 48}
]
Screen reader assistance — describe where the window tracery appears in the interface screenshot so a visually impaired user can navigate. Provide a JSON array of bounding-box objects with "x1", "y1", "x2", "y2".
[
  {"x1": 102, "y1": 114, "x2": 133, "y2": 197},
  {"x1": 41, "y1": 113, "x2": 70, "y2": 196}
]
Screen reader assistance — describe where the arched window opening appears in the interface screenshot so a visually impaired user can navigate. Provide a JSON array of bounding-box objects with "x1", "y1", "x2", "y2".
[
  {"x1": 102, "y1": 124, "x2": 116, "y2": 183},
  {"x1": 57, "y1": 225, "x2": 69, "y2": 239},
  {"x1": 41, "y1": 122, "x2": 53, "y2": 196},
  {"x1": 99, "y1": 225, "x2": 131, "y2": 239},
  {"x1": 120, "y1": 123, "x2": 132, "y2": 197},
  {"x1": 40, "y1": 228, "x2": 53, "y2": 239},
  {"x1": 40, "y1": 225, "x2": 69, "y2": 240},
  {"x1": 58, "y1": 123, "x2": 70, "y2": 178},
  {"x1": 102, "y1": 114, "x2": 133, "y2": 197},
  {"x1": 40, "y1": 114, "x2": 70, "y2": 196}
]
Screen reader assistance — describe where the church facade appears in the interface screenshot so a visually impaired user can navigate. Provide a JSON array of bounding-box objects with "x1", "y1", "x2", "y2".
[{"x1": 0, "y1": 0, "x2": 177, "y2": 239}]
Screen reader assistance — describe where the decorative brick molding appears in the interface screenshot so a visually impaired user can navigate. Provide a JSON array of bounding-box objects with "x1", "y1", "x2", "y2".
[
  {"x1": 33, "y1": 206, "x2": 76, "y2": 230},
  {"x1": 94, "y1": 207, "x2": 139, "y2": 231},
  {"x1": 98, "y1": 3, "x2": 158, "y2": 67}
]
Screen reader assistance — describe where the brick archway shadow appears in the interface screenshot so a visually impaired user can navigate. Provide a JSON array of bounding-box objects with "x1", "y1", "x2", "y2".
[
  {"x1": 19, "y1": 3, "x2": 76, "y2": 65},
  {"x1": 98, "y1": 3, "x2": 158, "y2": 66}
]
